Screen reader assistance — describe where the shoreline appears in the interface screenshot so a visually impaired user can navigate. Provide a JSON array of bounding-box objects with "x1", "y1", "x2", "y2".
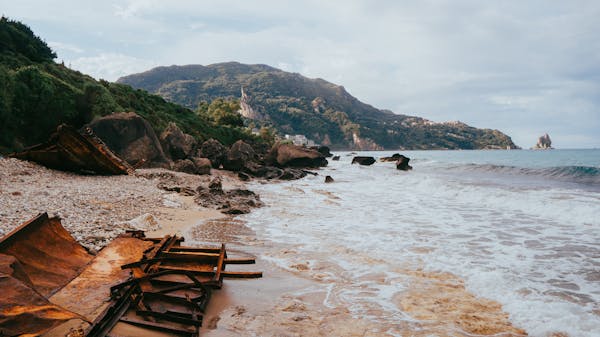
[{"x1": 0, "y1": 157, "x2": 529, "y2": 336}]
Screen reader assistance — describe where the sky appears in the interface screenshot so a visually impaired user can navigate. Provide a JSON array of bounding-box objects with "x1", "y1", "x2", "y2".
[{"x1": 2, "y1": 1, "x2": 599, "y2": 148}]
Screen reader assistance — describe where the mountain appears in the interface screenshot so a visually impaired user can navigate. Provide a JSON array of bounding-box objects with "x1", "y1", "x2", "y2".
[
  {"x1": 0, "y1": 17, "x2": 254, "y2": 153},
  {"x1": 118, "y1": 62, "x2": 517, "y2": 150}
]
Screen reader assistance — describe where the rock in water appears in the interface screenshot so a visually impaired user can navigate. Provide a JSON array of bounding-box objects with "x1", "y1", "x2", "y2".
[
  {"x1": 396, "y1": 155, "x2": 413, "y2": 171},
  {"x1": 533, "y1": 133, "x2": 553, "y2": 149},
  {"x1": 267, "y1": 143, "x2": 328, "y2": 168},
  {"x1": 351, "y1": 156, "x2": 376, "y2": 166},
  {"x1": 325, "y1": 175, "x2": 334, "y2": 183},
  {"x1": 381, "y1": 153, "x2": 403, "y2": 162},
  {"x1": 332, "y1": 156, "x2": 340, "y2": 161}
]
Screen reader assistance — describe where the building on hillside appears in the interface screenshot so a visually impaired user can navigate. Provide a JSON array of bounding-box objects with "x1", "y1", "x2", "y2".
[{"x1": 284, "y1": 134, "x2": 317, "y2": 147}]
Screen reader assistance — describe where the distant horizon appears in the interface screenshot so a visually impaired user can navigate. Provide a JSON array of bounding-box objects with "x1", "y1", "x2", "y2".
[{"x1": 2, "y1": 1, "x2": 599, "y2": 148}]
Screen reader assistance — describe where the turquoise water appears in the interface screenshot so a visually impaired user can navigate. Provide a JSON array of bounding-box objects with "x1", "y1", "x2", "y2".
[{"x1": 242, "y1": 149, "x2": 600, "y2": 336}]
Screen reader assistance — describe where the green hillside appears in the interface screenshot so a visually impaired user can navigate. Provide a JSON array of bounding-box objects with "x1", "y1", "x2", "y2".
[
  {"x1": 0, "y1": 17, "x2": 254, "y2": 153},
  {"x1": 119, "y1": 62, "x2": 518, "y2": 150}
]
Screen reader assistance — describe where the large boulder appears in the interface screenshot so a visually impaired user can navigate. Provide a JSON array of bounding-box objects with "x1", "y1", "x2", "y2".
[
  {"x1": 198, "y1": 139, "x2": 228, "y2": 168},
  {"x1": 267, "y1": 143, "x2": 328, "y2": 168},
  {"x1": 223, "y1": 140, "x2": 256, "y2": 172},
  {"x1": 87, "y1": 112, "x2": 168, "y2": 167},
  {"x1": 396, "y1": 155, "x2": 413, "y2": 171},
  {"x1": 160, "y1": 122, "x2": 197, "y2": 160},
  {"x1": 351, "y1": 156, "x2": 376, "y2": 166}
]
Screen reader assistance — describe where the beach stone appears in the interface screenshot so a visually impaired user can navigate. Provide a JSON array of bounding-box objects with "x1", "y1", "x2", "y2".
[
  {"x1": 325, "y1": 175, "x2": 334, "y2": 183},
  {"x1": 332, "y1": 156, "x2": 340, "y2": 161},
  {"x1": 396, "y1": 155, "x2": 413, "y2": 171},
  {"x1": 223, "y1": 140, "x2": 255, "y2": 171},
  {"x1": 87, "y1": 112, "x2": 168, "y2": 167},
  {"x1": 279, "y1": 168, "x2": 307, "y2": 180},
  {"x1": 238, "y1": 172, "x2": 251, "y2": 181},
  {"x1": 208, "y1": 176, "x2": 223, "y2": 193},
  {"x1": 351, "y1": 156, "x2": 376, "y2": 166},
  {"x1": 171, "y1": 159, "x2": 196, "y2": 174},
  {"x1": 160, "y1": 122, "x2": 197, "y2": 160},
  {"x1": 192, "y1": 157, "x2": 212, "y2": 175},
  {"x1": 126, "y1": 213, "x2": 161, "y2": 231},
  {"x1": 267, "y1": 143, "x2": 328, "y2": 168},
  {"x1": 198, "y1": 139, "x2": 228, "y2": 168}
]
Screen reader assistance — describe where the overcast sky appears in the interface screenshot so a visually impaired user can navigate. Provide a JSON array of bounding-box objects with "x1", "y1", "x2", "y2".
[{"x1": 2, "y1": 1, "x2": 599, "y2": 148}]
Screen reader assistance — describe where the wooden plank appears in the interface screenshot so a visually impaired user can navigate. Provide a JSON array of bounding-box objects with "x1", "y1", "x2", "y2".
[{"x1": 158, "y1": 266, "x2": 263, "y2": 279}]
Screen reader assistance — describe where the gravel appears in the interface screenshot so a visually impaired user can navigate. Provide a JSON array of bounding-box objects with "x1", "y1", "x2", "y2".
[{"x1": 0, "y1": 158, "x2": 226, "y2": 251}]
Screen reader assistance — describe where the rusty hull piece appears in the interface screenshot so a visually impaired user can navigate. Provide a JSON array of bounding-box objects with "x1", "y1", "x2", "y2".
[
  {"x1": 10, "y1": 124, "x2": 133, "y2": 175},
  {"x1": 86, "y1": 232, "x2": 262, "y2": 337},
  {"x1": 0, "y1": 213, "x2": 93, "y2": 337},
  {"x1": 0, "y1": 213, "x2": 94, "y2": 297}
]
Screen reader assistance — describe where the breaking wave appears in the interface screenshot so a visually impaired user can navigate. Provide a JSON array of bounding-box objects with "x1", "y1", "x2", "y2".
[{"x1": 453, "y1": 163, "x2": 600, "y2": 185}]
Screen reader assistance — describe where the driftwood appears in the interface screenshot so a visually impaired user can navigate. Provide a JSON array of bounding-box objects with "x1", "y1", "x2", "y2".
[{"x1": 10, "y1": 124, "x2": 133, "y2": 175}]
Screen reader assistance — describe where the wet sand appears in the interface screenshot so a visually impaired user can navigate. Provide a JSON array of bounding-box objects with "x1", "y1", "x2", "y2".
[{"x1": 188, "y1": 217, "x2": 529, "y2": 336}]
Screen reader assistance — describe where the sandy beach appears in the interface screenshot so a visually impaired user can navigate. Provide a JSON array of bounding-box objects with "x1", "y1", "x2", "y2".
[{"x1": 0, "y1": 157, "x2": 528, "y2": 336}]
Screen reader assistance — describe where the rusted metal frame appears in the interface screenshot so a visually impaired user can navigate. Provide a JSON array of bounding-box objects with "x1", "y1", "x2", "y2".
[
  {"x1": 214, "y1": 244, "x2": 226, "y2": 286},
  {"x1": 144, "y1": 236, "x2": 185, "y2": 244},
  {"x1": 143, "y1": 235, "x2": 170, "y2": 261},
  {"x1": 122, "y1": 256, "x2": 255, "y2": 269},
  {"x1": 0, "y1": 212, "x2": 48, "y2": 249},
  {"x1": 112, "y1": 268, "x2": 212, "y2": 296},
  {"x1": 118, "y1": 316, "x2": 197, "y2": 336},
  {"x1": 157, "y1": 266, "x2": 263, "y2": 279},
  {"x1": 85, "y1": 283, "x2": 138, "y2": 337},
  {"x1": 135, "y1": 310, "x2": 203, "y2": 326},
  {"x1": 142, "y1": 292, "x2": 203, "y2": 312},
  {"x1": 169, "y1": 247, "x2": 221, "y2": 253},
  {"x1": 146, "y1": 236, "x2": 180, "y2": 274}
]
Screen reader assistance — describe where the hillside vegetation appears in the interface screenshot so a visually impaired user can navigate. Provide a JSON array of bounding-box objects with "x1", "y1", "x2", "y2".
[
  {"x1": 0, "y1": 17, "x2": 254, "y2": 153},
  {"x1": 119, "y1": 62, "x2": 517, "y2": 150}
]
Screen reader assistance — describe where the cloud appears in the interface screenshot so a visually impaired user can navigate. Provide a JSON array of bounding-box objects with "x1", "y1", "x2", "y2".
[
  {"x1": 68, "y1": 53, "x2": 158, "y2": 81},
  {"x1": 2, "y1": 0, "x2": 599, "y2": 148}
]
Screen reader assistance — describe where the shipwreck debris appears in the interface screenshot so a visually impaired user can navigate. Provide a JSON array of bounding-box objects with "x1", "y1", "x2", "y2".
[
  {"x1": 10, "y1": 124, "x2": 133, "y2": 175},
  {"x1": 0, "y1": 213, "x2": 92, "y2": 336},
  {"x1": 86, "y1": 231, "x2": 261, "y2": 337}
]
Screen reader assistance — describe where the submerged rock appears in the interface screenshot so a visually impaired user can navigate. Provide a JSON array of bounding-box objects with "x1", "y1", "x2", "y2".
[
  {"x1": 380, "y1": 153, "x2": 403, "y2": 162},
  {"x1": 325, "y1": 175, "x2": 334, "y2": 183}
]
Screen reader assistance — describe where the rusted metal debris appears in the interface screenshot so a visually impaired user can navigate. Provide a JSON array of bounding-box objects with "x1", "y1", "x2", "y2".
[
  {"x1": 0, "y1": 213, "x2": 93, "y2": 297},
  {"x1": 85, "y1": 231, "x2": 261, "y2": 337},
  {"x1": 0, "y1": 213, "x2": 93, "y2": 336},
  {"x1": 10, "y1": 124, "x2": 133, "y2": 175}
]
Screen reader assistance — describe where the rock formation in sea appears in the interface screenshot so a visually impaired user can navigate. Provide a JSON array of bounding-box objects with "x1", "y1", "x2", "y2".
[{"x1": 532, "y1": 133, "x2": 553, "y2": 149}]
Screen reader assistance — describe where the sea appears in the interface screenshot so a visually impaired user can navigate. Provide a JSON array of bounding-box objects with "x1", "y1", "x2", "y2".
[{"x1": 241, "y1": 149, "x2": 600, "y2": 336}]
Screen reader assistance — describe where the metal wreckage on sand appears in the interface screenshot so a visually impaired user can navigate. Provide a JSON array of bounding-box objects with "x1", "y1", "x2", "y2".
[{"x1": 0, "y1": 214, "x2": 261, "y2": 337}]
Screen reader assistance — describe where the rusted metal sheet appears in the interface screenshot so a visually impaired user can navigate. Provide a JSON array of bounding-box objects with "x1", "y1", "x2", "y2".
[
  {"x1": 10, "y1": 124, "x2": 133, "y2": 175},
  {"x1": 86, "y1": 234, "x2": 262, "y2": 337},
  {"x1": 0, "y1": 213, "x2": 94, "y2": 297},
  {"x1": 0, "y1": 273, "x2": 82, "y2": 337}
]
